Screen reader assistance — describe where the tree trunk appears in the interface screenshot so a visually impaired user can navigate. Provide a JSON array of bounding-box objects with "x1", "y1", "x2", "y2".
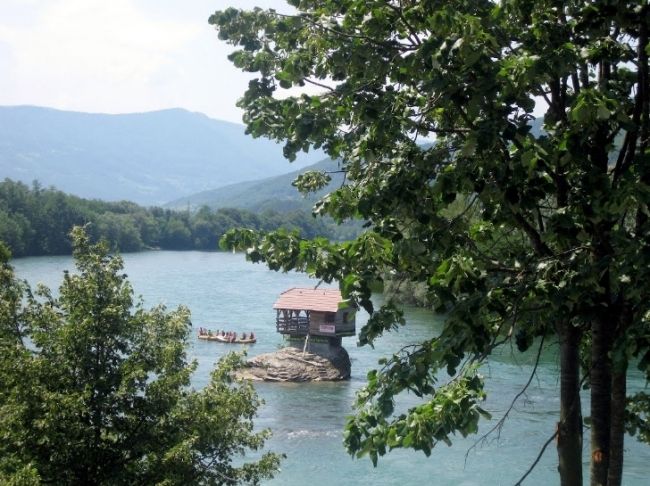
[
  {"x1": 607, "y1": 367, "x2": 626, "y2": 486},
  {"x1": 607, "y1": 302, "x2": 632, "y2": 486},
  {"x1": 590, "y1": 313, "x2": 612, "y2": 486},
  {"x1": 557, "y1": 321, "x2": 583, "y2": 486}
]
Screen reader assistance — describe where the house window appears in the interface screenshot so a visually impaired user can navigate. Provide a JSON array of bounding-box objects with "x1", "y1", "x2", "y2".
[{"x1": 325, "y1": 312, "x2": 335, "y2": 323}]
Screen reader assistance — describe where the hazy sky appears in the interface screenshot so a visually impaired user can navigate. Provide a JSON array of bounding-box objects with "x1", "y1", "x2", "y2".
[
  {"x1": 0, "y1": 1, "x2": 548, "y2": 126},
  {"x1": 0, "y1": 0, "x2": 289, "y2": 124}
]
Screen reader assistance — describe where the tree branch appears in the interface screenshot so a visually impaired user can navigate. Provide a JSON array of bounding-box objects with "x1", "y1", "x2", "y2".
[
  {"x1": 465, "y1": 335, "x2": 546, "y2": 463},
  {"x1": 513, "y1": 429, "x2": 559, "y2": 486},
  {"x1": 613, "y1": 11, "x2": 648, "y2": 182},
  {"x1": 512, "y1": 211, "x2": 553, "y2": 257},
  {"x1": 304, "y1": 77, "x2": 335, "y2": 91},
  {"x1": 385, "y1": 2, "x2": 422, "y2": 47}
]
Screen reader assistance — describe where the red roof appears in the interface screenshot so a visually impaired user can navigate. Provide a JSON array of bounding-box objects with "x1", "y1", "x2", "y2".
[{"x1": 273, "y1": 288, "x2": 345, "y2": 312}]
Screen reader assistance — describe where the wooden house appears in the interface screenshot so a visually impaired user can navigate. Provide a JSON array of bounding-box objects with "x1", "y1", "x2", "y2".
[{"x1": 274, "y1": 288, "x2": 356, "y2": 351}]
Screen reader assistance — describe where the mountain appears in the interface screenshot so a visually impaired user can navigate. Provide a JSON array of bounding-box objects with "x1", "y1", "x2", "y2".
[
  {"x1": 165, "y1": 157, "x2": 344, "y2": 213},
  {"x1": 164, "y1": 117, "x2": 550, "y2": 213},
  {"x1": 0, "y1": 106, "x2": 322, "y2": 206}
]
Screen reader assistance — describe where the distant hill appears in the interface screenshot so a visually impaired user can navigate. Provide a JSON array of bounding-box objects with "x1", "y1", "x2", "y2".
[
  {"x1": 0, "y1": 106, "x2": 322, "y2": 206},
  {"x1": 165, "y1": 157, "x2": 344, "y2": 213},
  {"x1": 166, "y1": 117, "x2": 549, "y2": 213}
]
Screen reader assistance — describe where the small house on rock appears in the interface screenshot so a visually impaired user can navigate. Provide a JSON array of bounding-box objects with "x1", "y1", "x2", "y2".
[
  {"x1": 274, "y1": 288, "x2": 356, "y2": 354},
  {"x1": 237, "y1": 288, "x2": 356, "y2": 382}
]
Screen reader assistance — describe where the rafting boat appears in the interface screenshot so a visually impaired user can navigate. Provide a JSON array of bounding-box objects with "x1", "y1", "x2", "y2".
[{"x1": 197, "y1": 332, "x2": 256, "y2": 344}]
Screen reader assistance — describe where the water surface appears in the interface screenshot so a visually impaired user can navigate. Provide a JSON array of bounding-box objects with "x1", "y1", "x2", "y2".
[{"x1": 13, "y1": 251, "x2": 650, "y2": 485}]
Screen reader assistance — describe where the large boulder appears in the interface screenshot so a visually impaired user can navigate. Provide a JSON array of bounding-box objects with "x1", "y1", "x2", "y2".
[{"x1": 237, "y1": 346, "x2": 351, "y2": 382}]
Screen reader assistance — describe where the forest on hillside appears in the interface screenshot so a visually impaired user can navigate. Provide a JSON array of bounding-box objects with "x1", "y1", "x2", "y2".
[{"x1": 0, "y1": 178, "x2": 354, "y2": 257}]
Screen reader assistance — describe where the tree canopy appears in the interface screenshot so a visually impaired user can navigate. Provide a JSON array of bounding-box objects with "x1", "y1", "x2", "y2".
[
  {"x1": 211, "y1": 1, "x2": 650, "y2": 485},
  {"x1": 0, "y1": 227, "x2": 281, "y2": 485},
  {"x1": 0, "y1": 178, "x2": 345, "y2": 257}
]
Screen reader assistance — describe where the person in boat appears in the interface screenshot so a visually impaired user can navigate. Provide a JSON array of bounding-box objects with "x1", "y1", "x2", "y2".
[
  {"x1": 250, "y1": 332, "x2": 255, "y2": 340},
  {"x1": 242, "y1": 332, "x2": 247, "y2": 340}
]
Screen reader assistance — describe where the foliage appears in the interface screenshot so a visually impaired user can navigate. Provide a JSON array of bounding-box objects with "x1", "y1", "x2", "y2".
[
  {"x1": 625, "y1": 392, "x2": 650, "y2": 444},
  {"x1": 0, "y1": 178, "x2": 347, "y2": 257},
  {"x1": 0, "y1": 227, "x2": 281, "y2": 485},
  {"x1": 211, "y1": 1, "x2": 650, "y2": 484}
]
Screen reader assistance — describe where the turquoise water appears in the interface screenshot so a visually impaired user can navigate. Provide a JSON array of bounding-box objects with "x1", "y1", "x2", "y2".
[{"x1": 12, "y1": 251, "x2": 650, "y2": 485}]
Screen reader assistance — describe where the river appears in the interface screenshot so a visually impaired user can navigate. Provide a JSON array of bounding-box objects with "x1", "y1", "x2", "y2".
[{"x1": 12, "y1": 251, "x2": 650, "y2": 485}]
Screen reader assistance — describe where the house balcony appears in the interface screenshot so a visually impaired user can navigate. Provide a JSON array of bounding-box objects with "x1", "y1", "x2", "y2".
[{"x1": 276, "y1": 316, "x2": 309, "y2": 335}]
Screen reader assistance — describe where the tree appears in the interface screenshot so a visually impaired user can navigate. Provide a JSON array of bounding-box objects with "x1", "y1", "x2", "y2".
[
  {"x1": 0, "y1": 227, "x2": 281, "y2": 485},
  {"x1": 211, "y1": 1, "x2": 650, "y2": 484},
  {"x1": 0, "y1": 209, "x2": 28, "y2": 257}
]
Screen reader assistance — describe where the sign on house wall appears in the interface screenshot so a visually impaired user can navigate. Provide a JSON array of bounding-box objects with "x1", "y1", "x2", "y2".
[{"x1": 319, "y1": 324, "x2": 335, "y2": 334}]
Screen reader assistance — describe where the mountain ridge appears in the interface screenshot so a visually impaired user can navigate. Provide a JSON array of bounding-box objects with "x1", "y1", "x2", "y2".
[
  {"x1": 164, "y1": 157, "x2": 343, "y2": 213},
  {"x1": 0, "y1": 105, "x2": 321, "y2": 206}
]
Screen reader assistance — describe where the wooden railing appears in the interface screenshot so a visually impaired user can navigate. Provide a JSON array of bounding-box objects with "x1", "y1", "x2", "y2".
[
  {"x1": 276, "y1": 316, "x2": 309, "y2": 335},
  {"x1": 276, "y1": 317, "x2": 356, "y2": 336}
]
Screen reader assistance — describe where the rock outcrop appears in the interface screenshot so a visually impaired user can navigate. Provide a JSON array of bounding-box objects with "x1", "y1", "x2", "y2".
[{"x1": 237, "y1": 346, "x2": 351, "y2": 382}]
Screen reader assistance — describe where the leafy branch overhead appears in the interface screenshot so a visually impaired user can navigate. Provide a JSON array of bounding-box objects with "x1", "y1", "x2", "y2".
[
  {"x1": 212, "y1": 1, "x2": 649, "y2": 485},
  {"x1": 292, "y1": 170, "x2": 332, "y2": 194}
]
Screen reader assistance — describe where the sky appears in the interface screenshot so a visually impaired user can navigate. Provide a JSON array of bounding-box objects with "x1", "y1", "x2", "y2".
[
  {"x1": 0, "y1": 0, "x2": 290, "y2": 125},
  {"x1": 0, "y1": 1, "x2": 548, "y2": 126}
]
